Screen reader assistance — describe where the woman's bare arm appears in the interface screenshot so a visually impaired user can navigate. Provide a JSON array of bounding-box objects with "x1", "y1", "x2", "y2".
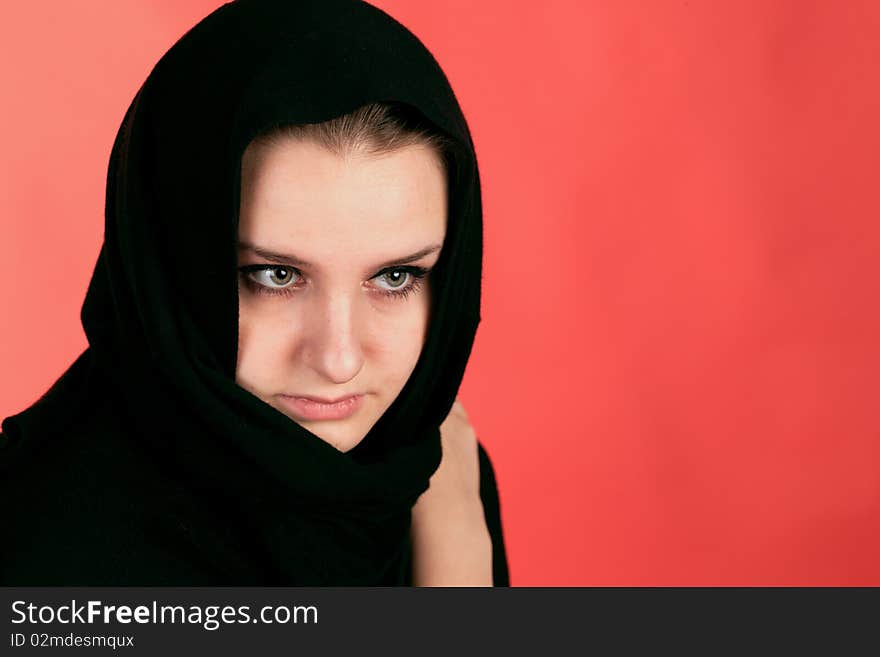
[{"x1": 410, "y1": 400, "x2": 493, "y2": 586}]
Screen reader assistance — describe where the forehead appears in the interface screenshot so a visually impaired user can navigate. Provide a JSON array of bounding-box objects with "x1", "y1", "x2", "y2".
[{"x1": 238, "y1": 138, "x2": 447, "y2": 267}]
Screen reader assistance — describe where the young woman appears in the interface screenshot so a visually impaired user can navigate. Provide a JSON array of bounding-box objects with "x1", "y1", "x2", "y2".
[{"x1": 0, "y1": 0, "x2": 508, "y2": 586}]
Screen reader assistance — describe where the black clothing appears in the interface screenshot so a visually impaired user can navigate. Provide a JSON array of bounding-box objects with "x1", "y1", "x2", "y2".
[{"x1": 0, "y1": 0, "x2": 507, "y2": 585}]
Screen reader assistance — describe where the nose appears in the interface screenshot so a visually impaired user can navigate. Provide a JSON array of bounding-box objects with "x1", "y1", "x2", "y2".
[{"x1": 302, "y1": 292, "x2": 365, "y2": 384}]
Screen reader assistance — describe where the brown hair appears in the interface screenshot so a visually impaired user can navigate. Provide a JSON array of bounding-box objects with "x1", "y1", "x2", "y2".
[{"x1": 249, "y1": 101, "x2": 454, "y2": 174}]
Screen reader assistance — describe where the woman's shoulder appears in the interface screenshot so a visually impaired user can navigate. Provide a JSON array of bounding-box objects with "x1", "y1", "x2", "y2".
[
  {"x1": 476, "y1": 439, "x2": 510, "y2": 586},
  {"x1": 0, "y1": 370, "x2": 196, "y2": 584},
  {"x1": 0, "y1": 408, "x2": 138, "y2": 583},
  {"x1": 0, "y1": 417, "x2": 237, "y2": 585}
]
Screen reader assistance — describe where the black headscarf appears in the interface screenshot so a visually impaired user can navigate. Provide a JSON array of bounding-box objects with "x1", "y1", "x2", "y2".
[{"x1": 0, "y1": 0, "x2": 507, "y2": 585}]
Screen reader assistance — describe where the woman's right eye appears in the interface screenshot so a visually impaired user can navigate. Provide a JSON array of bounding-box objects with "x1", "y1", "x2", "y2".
[{"x1": 238, "y1": 265, "x2": 301, "y2": 293}]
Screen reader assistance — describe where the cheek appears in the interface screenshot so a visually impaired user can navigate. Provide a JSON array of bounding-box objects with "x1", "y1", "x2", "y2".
[
  {"x1": 419, "y1": 279, "x2": 433, "y2": 345},
  {"x1": 386, "y1": 294, "x2": 432, "y2": 376},
  {"x1": 235, "y1": 296, "x2": 287, "y2": 389},
  {"x1": 235, "y1": 303, "x2": 254, "y2": 387}
]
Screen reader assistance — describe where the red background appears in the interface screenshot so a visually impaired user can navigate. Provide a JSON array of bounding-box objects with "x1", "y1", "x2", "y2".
[{"x1": 2, "y1": 1, "x2": 879, "y2": 585}]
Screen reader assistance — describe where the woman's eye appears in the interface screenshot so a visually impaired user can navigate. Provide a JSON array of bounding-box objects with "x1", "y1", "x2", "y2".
[
  {"x1": 375, "y1": 269, "x2": 411, "y2": 291},
  {"x1": 238, "y1": 264, "x2": 428, "y2": 300},
  {"x1": 247, "y1": 265, "x2": 300, "y2": 288}
]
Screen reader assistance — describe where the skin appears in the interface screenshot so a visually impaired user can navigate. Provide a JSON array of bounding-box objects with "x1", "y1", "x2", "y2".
[
  {"x1": 411, "y1": 400, "x2": 493, "y2": 586},
  {"x1": 236, "y1": 136, "x2": 492, "y2": 585},
  {"x1": 236, "y1": 137, "x2": 444, "y2": 452}
]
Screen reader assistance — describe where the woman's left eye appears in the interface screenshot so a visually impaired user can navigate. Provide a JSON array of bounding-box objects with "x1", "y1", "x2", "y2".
[
  {"x1": 237, "y1": 264, "x2": 429, "y2": 300},
  {"x1": 374, "y1": 268, "x2": 427, "y2": 299}
]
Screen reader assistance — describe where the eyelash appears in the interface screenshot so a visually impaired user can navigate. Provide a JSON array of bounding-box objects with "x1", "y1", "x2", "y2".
[{"x1": 237, "y1": 264, "x2": 430, "y2": 301}]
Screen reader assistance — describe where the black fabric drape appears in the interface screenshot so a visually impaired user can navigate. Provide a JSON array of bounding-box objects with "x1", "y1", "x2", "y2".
[{"x1": 0, "y1": 0, "x2": 508, "y2": 585}]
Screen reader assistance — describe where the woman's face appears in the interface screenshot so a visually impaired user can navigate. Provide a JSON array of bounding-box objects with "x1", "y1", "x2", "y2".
[{"x1": 236, "y1": 137, "x2": 447, "y2": 452}]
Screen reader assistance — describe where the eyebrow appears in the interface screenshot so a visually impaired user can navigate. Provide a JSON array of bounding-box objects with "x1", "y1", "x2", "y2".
[{"x1": 237, "y1": 241, "x2": 443, "y2": 270}]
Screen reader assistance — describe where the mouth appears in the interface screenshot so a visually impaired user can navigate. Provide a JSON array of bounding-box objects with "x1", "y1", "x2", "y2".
[
  {"x1": 276, "y1": 393, "x2": 365, "y2": 421},
  {"x1": 289, "y1": 394, "x2": 363, "y2": 404}
]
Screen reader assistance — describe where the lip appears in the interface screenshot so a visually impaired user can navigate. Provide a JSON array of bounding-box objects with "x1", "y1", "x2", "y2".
[
  {"x1": 277, "y1": 393, "x2": 364, "y2": 421},
  {"x1": 293, "y1": 394, "x2": 362, "y2": 404}
]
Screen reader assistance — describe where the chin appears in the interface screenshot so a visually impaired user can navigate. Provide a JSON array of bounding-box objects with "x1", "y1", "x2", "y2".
[
  {"x1": 291, "y1": 417, "x2": 366, "y2": 453},
  {"x1": 315, "y1": 428, "x2": 364, "y2": 452}
]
